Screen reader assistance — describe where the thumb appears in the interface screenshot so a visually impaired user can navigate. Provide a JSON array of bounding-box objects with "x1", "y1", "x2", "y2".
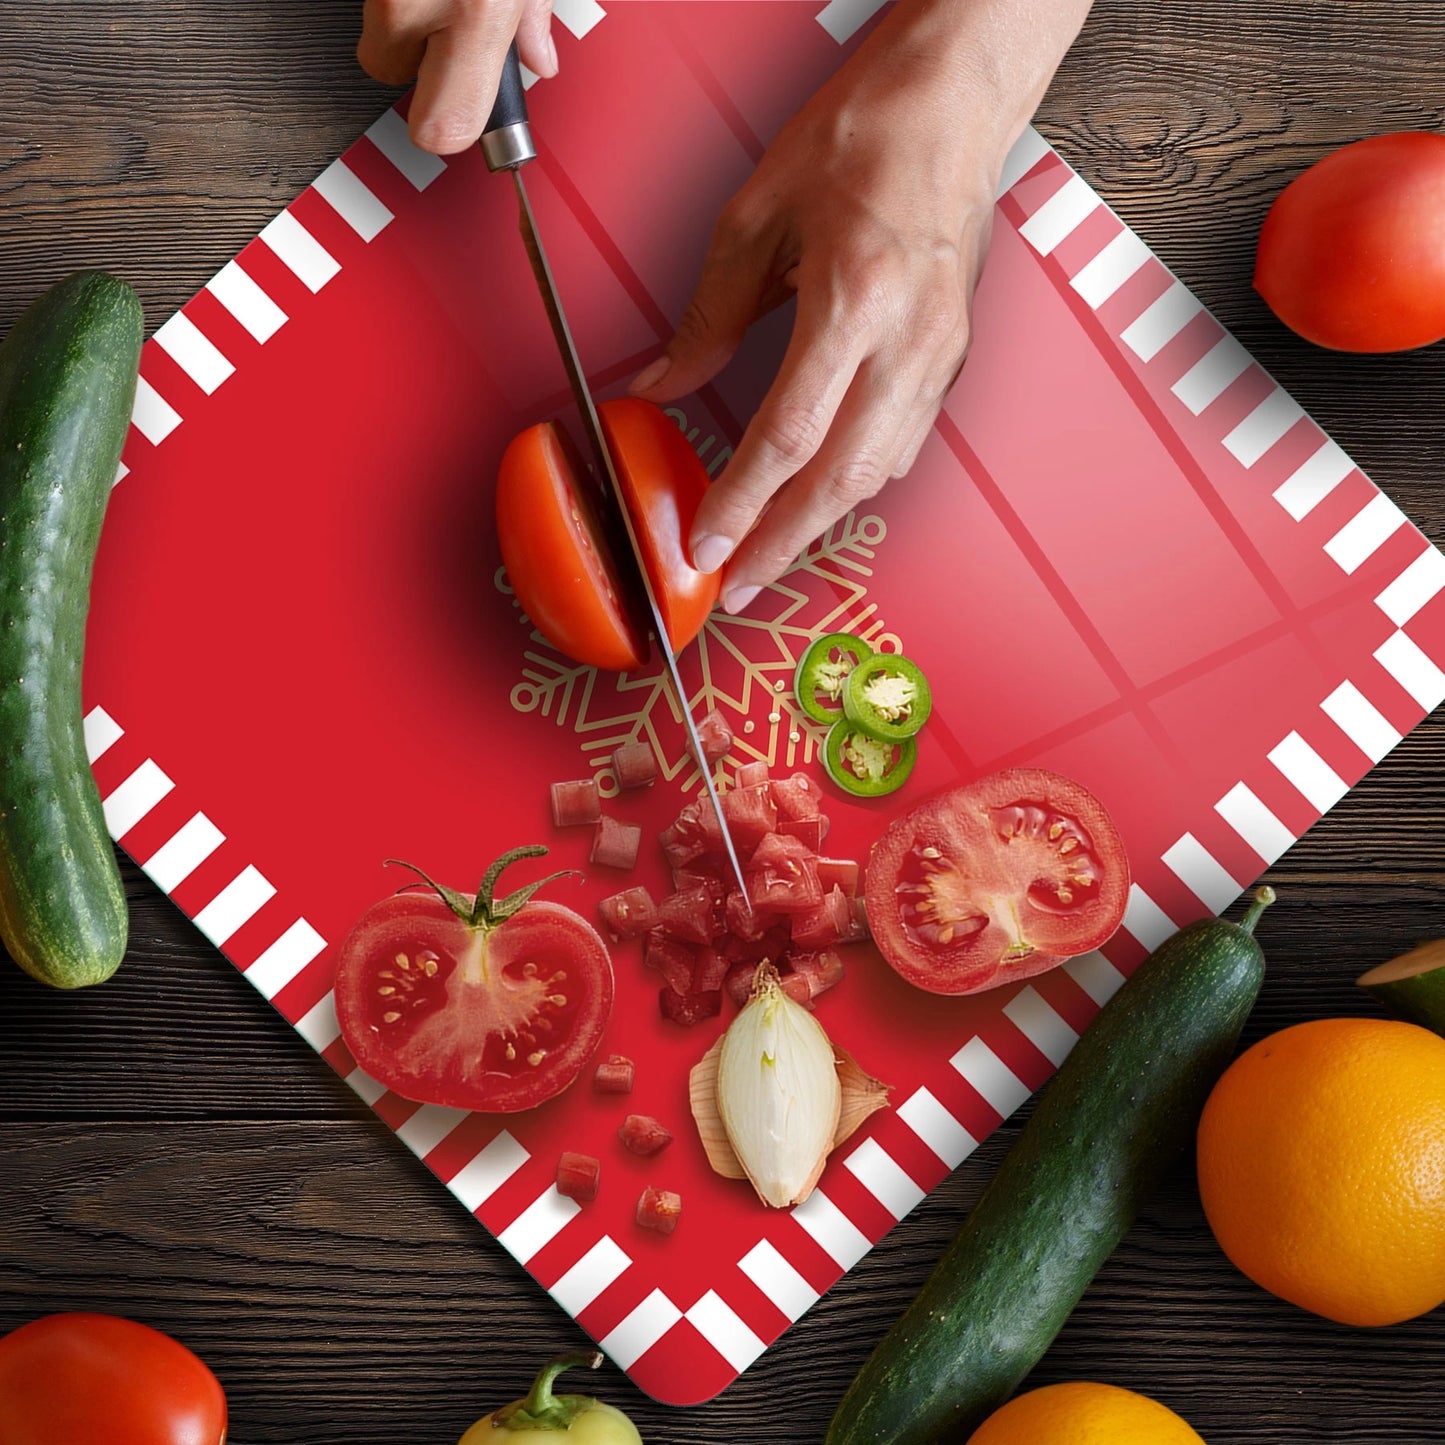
[{"x1": 630, "y1": 213, "x2": 778, "y2": 402}]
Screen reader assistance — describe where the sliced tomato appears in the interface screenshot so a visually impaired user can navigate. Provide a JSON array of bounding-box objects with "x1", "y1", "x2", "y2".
[
  {"x1": 496, "y1": 400, "x2": 721, "y2": 671},
  {"x1": 865, "y1": 768, "x2": 1129, "y2": 996},
  {"x1": 334, "y1": 849, "x2": 614, "y2": 1113}
]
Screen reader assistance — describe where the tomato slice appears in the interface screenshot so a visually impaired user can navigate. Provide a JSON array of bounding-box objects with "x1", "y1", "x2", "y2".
[
  {"x1": 865, "y1": 768, "x2": 1129, "y2": 996},
  {"x1": 334, "y1": 851, "x2": 614, "y2": 1113},
  {"x1": 496, "y1": 400, "x2": 721, "y2": 672}
]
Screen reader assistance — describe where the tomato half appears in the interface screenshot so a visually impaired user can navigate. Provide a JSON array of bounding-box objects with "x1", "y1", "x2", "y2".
[
  {"x1": 1255, "y1": 131, "x2": 1445, "y2": 353},
  {"x1": 334, "y1": 851, "x2": 614, "y2": 1113},
  {"x1": 865, "y1": 769, "x2": 1129, "y2": 996},
  {"x1": 497, "y1": 399, "x2": 721, "y2": 671},
  {"x1": 0, "y1": 1313, "x2": 227, "y2": 1445}
]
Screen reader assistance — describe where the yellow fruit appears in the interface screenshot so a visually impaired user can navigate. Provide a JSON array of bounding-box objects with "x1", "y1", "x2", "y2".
[
  {"x1": 1197, "y1": 1017, "x2": 1445, "y2": 1327},
  {"x1": 966, "y1": 1381, "x2": 1205, "y2": 1444}
]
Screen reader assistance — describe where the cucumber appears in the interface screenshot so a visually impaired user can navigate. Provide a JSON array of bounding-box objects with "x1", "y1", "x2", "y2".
[
  {"x1": 0, "y1": 272, "x2": 142, "y2": 987},
  {"x1": 1357, "y1": 940, "x2": 1445, "y2": 1036},
  {"x1": 826, "y1": 887, "x2": 1275, "y2": 1444}
]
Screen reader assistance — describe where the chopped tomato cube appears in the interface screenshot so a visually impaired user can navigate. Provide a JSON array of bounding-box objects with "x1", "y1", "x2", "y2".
[
  {"x1": 790, "y1": 887, "x2": 854, "y2": 948},
  {"x1": 593, "y1": 1055, "x2": 635, "y2": 1095},
  {"x1": 658, "y1": 819, "x2": 706, "y2": 870},
  {"x1": 815, "y1": 857, "x2": 861, "y2": 896},
  {"x1": 645, "y1": 930, "x2": 697, "y2": 994},
  {"x1": 671, "y1": 867, "x2": 727, "y2": 902},
  {"x1": 697, "y1": 708, "x2": 733, "y2": 764},
  {"x1": 658, "y1": 986, "x2": 722, "y2": 1026},
  {"x1": 722, "y1": 783, "x2": 778, "y2": 852},
  {"x1": 591, "y1": 814, "x2": 642, "y2": 870},
  {"x1": 611, "y1": 740, "x2": 658, "y2": 790},
  {"x1": 788, "y1": 948, "x2": 847, "y2": 999},
  {"x1": 618, "y1": 1113, "x2": 673, "y2": 1156},
  {"x1": 598, "y1": 886, "x2": 657, "y2": 941},
  {"x1": 556, "y1": 1151, "x2": 601, "y2": 1203},
  {"x1": 770, "y1": 772, "x2": 821, "y2": 822},
  {"x1": 778, "y1": 971, "x2": 814, "y2": 1006},
  {"x1": 746, "y1": 842, "x2": 823, "y2": 914},
  {"x1": 736, "y1": 760, "x2": 770, "y2": 788},
  {"x1": 851, "y1": 895, "x2": 870, "y2": 939},
  {"x1": 637, "y1": 1185, "x2": 682, "y2": 1234},
  {"x1": 780, "y1": 815, "x2": 829, "y2": 851},
  {"x1": 725, "y1": 889, "x2": 769, "y2": 942},
  {"x1": 656, "y1": 885, "x2": 716, "y2": 946},
  {"x1": 551, "y1": 778, "x2": 601, "y2": 828},
  {"x1": 724, "y1": 959, "x2": 757, "y2": 1008},
  {"x1": 693, "y1": 945, "x2": 730, "y2": 993},
  {"x1": 748, "y1": 831, "x2": 814, "y2": 871}
]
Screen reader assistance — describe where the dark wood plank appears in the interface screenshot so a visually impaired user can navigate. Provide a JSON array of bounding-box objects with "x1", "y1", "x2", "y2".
[{"x1": 4, "y1": 1, "x2": 1445, "y2": 1441}]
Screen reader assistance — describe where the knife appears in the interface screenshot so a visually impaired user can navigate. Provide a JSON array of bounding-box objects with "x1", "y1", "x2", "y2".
[{"x1": 480, "y1": 46, "x2": 750, "y2": 903}]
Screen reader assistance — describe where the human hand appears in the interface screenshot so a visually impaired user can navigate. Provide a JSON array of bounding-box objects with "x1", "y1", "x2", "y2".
[
  {"x1": 631, "y1": 0, "x2": 1092, "y2": 613},
  {"x1": 357, "y1": 0, "x2": 558, "y2": 154}
]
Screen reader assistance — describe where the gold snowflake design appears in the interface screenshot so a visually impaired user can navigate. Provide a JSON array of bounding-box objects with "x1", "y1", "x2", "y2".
[{"x1": 497, "y1": 510, "x2": 901, "y2": 798}]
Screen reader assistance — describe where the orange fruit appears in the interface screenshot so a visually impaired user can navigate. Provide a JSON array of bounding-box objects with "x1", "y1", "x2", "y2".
[
  {"x1": 966, "y1": 1381, "x2": 1205, "y2": 1444},
  {"x1": 1197, "y1": 1017, "x2": 1445, "y2": 1326}
]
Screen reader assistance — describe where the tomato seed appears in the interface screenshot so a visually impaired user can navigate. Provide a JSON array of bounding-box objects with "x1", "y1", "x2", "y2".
[
  {"x1": 378, "y1": 985, "x2": 395, "y2": 996},
  {"x1": 548, "y1": 993, "x2": 567, "y2": 1007},
  {"x1": 505, "y1": 1043, "x2": 516, "y2": 1061},
  {"x1": 527, "y1": 1050, "x2": 545, "y2": 1066},
  {"x1": 1059, "y1": 838, "x2": 1078, "y2": 855},
  {"x1": 382, "y1": 1010, "x2": 401, "y2": 1023}
]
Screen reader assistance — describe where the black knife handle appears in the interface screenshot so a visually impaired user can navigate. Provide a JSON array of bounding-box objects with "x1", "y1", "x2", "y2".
[{"x1": 481, "y1": 42, "x2": 537, "y2": 172}]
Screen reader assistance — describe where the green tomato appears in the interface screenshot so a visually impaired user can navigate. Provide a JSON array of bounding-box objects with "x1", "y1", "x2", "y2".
[{"x1": 459, "y1": 1352, "x2": 643, "y2": 1444}]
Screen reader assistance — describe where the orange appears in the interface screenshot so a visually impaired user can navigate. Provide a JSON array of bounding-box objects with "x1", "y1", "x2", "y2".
[
  {"x1": 966, "y1": 1381, "x2": 1205, "y2": 1444},
  {"x1": 1197, "y1": 1017, "x2": 1445, "y2": 1327}
]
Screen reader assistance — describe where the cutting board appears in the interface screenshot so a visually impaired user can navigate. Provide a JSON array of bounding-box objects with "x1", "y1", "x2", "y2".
[{"x1": 82, "y1": 0, "x2": 1445, "y2": 1406}]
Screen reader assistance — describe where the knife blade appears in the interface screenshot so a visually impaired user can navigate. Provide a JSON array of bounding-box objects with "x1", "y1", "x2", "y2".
[{"x1": 481, "y1": 48, "x2": 750, "y2": 903}]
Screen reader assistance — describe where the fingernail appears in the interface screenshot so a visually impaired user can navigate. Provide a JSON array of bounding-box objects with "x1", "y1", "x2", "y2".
[
  {"x1": 722, "y1": 584, "x2": 761, "y2": 616},
  {"x1": 544, "y1": 32, "x2": 558, "y2": 73},
  {"x1": 629, "y1": 355, "x2": 670, "y2": 395},
  {"x1": 692, "y1": 533, "x2": 734, "y2": 574}
]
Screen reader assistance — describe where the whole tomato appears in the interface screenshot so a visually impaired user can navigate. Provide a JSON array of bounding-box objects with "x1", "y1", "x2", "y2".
[
  {"x1": 0, "y1": 1313, "x2": 228, "y2": 1445},
  {"x1": 1255, "y1": 131, "x2": 1445, "y2": 352}
]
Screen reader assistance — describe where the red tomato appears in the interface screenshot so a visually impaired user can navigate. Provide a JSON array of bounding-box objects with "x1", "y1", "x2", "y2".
[
  {"x1": 497, "y1": 399, "x2": 721, "y2": 671},
  {"x1": 0, "y1": 1313, "x2": 227, "y2": 1445},
  {"x1": 865, "y1": 769, "x2": 1129, "y2": 996},
  {"x1": 1255, "y1": 131, "x2": 1445, "y2": 352},
  {"x1": 334, "y1": 850, "x2": 614, "y2": 1113}
]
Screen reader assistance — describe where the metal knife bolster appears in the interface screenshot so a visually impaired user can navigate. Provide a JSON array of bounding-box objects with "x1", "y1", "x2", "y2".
[{"x1": 481, "y1": 47, "x2": 752, "y2": 902}]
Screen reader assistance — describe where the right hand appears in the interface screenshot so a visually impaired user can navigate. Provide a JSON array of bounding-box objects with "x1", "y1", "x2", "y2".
[{"x1": 357, "y1": 0, "x2": 558, "y2": 155}]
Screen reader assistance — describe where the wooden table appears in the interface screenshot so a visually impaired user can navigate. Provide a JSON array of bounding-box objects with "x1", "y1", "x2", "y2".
[{"x1": 3, "y1": 3, "x2": 1444, "y2": 1440}]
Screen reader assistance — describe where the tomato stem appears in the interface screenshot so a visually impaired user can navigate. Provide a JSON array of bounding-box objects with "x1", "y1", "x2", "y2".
[
  {"x1": 383, "y1": 848, "x2": 578, "y2": 930},
  {"x1": 494, "y1": 1350, "x2": 603, "y2": 1430}
]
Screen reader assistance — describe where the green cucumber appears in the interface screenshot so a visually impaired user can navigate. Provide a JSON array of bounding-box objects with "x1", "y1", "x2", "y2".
[
  {"x1": 827, "y1": 887, "x2": 1275, "y2": 1444},
  {"x1": 1357, "y1": 940, "x2": 1445, "y2": 1035},
  {"x1": 0, "y1": 272, "x2": 142, "y2": 987}
]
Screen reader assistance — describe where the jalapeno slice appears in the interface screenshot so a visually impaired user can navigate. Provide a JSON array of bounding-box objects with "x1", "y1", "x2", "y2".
[
  {"x1": 822, "y1": 719, "x2": 917, "y2": 797},
  {"x1": 842, "y1": 653, "x2": 932, "y2": 742},
  {"x1": 794, "y1": 632, "x2": 873, "y2": 725}
]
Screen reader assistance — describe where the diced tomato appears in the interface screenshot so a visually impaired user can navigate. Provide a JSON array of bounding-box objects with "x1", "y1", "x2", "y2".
[
  {"x1": 789, "y1": 948, "x2": 847, "y2": 999},
  {"x1": 618, "y1": 1113, "x2": 673, "y2": 1156},
  {"x1": 725, "y1": 889, "x2": 769, "y2": 942},
  {"x1": 780, "y1": 815, "x2": 829, "y2": 851},
  {"x1": 682, "y1": 797, "x2": 724, "y2": 853},
  {"x1": 722, "y1": 784, "x2": 778, "y2": 853},
  {"x1": 598, "y1": 886, "x2": 657, "y2": 941},
  {"x1": 672, "y1": 867, "x2": 727, "y2": 902},
  {"x1": 747, "y1": 834, "x2": 823, "y2": 914},
  {"x1": 551, "y1": 778, "x2": 601, "y2": 828},
  {"x1": 692, "y1": 945, "x2": 729, "y2": 993},
  {"x1": 791, "y1": 887, "x2": 854, "y2": 948},
  {"x1": 815, "y1": 857, "x2": 861, "y2": 896},
  {"x1": 851, "y1": 896, "x2": 870, "y2": 938},
  {"x1": 557, "y1": 1151, "x2": 601, "y2": 1203},
  {"x1": 656, "y1": 885, "x2": 716, "y2": 946},
  {"x1": 736, "y1": 760, "x2": 770, "y2": 788},
  {"x1": 637, "y1": 1185, "x2": 682, "y2": 1234},
  {"x1": 645, "y1": 929, "x2": 697, "y2": 994},
  {"x1": 697, "y1": 708, "x2": 733, "y2": 764},
  {"x1": 724, "y1": 959, "x2": 757, "y2": 1008},
  {"x1": 591, "y1": 815, "x2": 642, "y2": 870},
  {"x1": 658, "y1": 820, "x2": 705, "y2": 870},
  {"x1": 611, "y1": 740, "x2": 657, "y2": 790},
  {"x1": 658, "y1": 987, "x2": 722, "y2": 1026},
  {"x1": 593, "y1": 1054, "x2": 635, "y2": 1094},
  {"x1": 771, "y1": 772, "x2": 821, "y2": 822},
  {"x1": 778, "y1": 972, "x2": 814, "y2": 1006}
]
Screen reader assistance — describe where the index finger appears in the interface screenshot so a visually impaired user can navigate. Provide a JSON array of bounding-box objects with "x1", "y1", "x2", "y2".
[{"x1": 689, "y1": 290, "x2": 867, "y2": 573}]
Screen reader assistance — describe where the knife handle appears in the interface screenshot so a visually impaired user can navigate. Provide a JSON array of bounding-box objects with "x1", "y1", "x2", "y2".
[{"x1": 481, "y1": 42, "x2": 538, "y2": 172}]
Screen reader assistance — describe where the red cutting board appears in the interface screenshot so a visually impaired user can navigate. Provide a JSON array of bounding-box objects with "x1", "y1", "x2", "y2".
[{"x1": 82, "y1": 0, "x2": 1445, "y2": 1406}]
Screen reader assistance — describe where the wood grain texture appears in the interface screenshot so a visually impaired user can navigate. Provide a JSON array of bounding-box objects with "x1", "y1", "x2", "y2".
[{"x1": 3, "y1": 1, "x2": 1445, "y2": 1441}]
